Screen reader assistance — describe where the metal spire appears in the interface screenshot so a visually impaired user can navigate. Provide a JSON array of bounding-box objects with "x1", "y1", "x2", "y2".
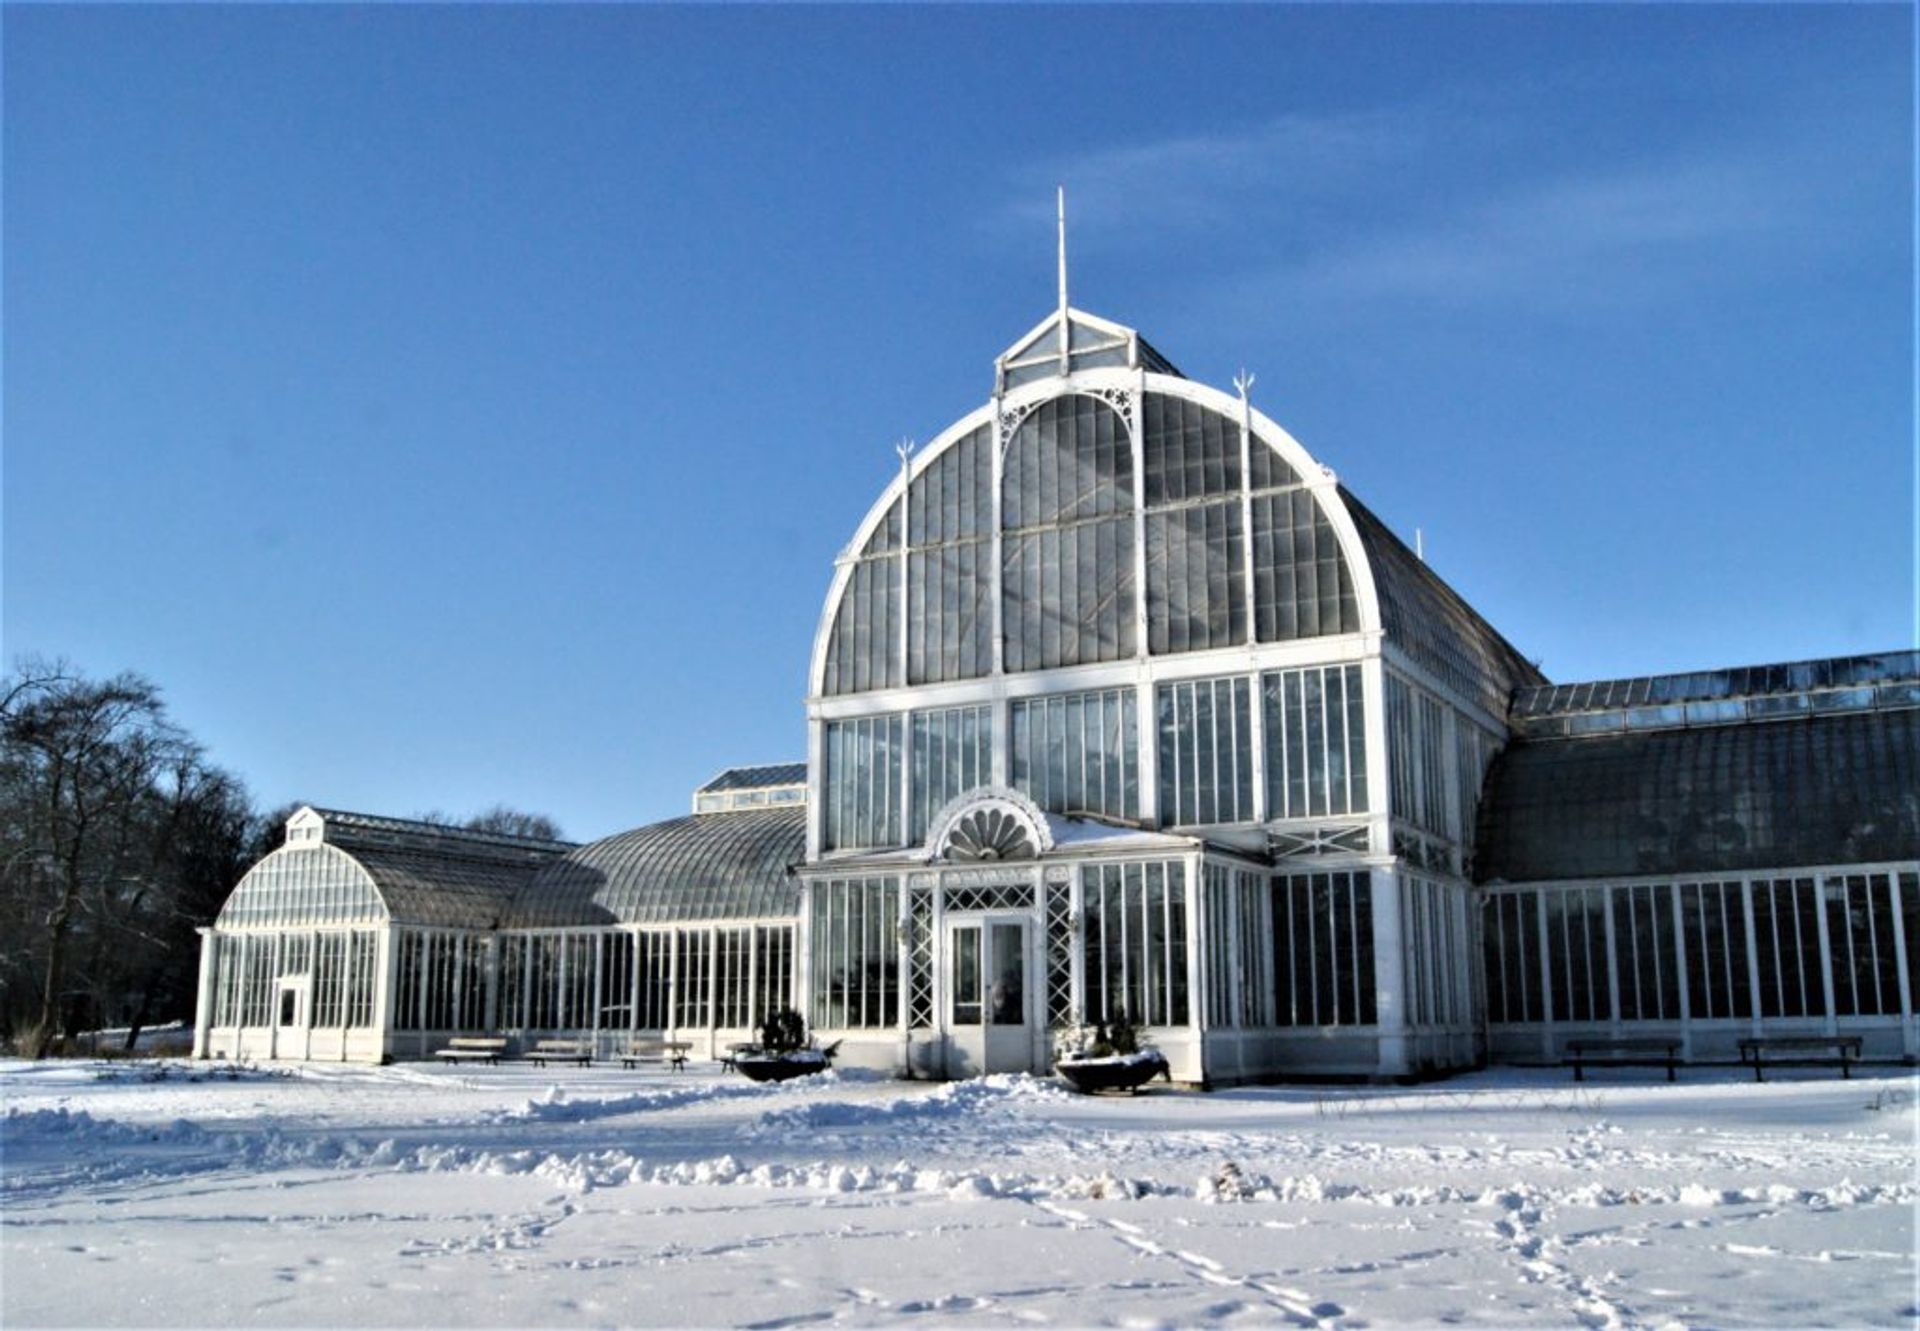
[{"x1": 1057, "y1": 186, "x2": 1070, "y2": 372}]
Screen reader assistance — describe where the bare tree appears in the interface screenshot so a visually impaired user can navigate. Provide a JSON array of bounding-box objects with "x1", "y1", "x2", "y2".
[
  {"x1": 411, "y1": 803, "x2": 566, "y2": 841},
  {"x1": 462, "y1": 804, "x2": 566, "y2": 841},
  {"x1": 0, "y1": 659, "x2": 253, "y2": 1056}
]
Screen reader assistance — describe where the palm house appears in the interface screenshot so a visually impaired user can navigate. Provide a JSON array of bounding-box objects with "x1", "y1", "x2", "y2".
[{"x1": 194, "y1": 286, "x2": 1920, "y2": 1082}]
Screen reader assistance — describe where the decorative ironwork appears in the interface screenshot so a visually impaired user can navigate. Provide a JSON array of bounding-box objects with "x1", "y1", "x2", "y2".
[
  {"x1": 1269, "y1": 823, "x2": 1372, "y2": 859},
  {"x1": 943, "y1": 881, "x2": 1035, "y2": 914},
  {"x1": 1045, "y1": 880, "x2": 1075, "y2": 1027},
  {"x1": 998, "y1": 402, "x2": 1039, "y2": 442},
  {"x1": 945, "y1": 806, "x2": 1038, "y2": 862},
  {"x1": 907, "y1": 889, "x2": 933, "y2": 1029},
  {"x1": 1386, "y1": 828, "x2": 1460, "y2": 878},
  {"x1": 1094, "y1": 386, "x2": 1133, "y2": 420}
]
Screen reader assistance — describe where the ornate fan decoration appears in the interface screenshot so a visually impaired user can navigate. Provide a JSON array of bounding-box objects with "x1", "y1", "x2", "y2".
[{"x1": 944, "y1": 807, "x2": 1037, "y2": 862}]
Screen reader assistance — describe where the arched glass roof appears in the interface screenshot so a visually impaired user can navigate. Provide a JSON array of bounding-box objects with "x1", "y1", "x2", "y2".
[
  {"x1": 214, "y1": 809, "x2": 576, "y2": 931},
  {"x1": 505, "y1": 806, "x2": 806, "y2": 928},
  {"x1": 817, "y1": 361, "x2": 1374, "y2": 698},
  {"x1": 1476, "y1": 705, "x2": 1920, "y2": 882},
  {"x1": 216, "y1": 845, "x2": 387, "y2": 929},
  {"x1": 1340, "y1": 491, "x2": 1543, "y2": 720}
]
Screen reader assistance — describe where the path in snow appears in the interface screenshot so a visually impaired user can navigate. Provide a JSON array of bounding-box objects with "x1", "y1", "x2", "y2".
[{"x1": 2, "y1": 1060, "x2": 1913, "y2": 1328}]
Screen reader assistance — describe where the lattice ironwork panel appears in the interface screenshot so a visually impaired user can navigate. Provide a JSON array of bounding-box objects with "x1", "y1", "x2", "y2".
[
  {"x1": 907, "y1": 889, "x2": 933, "y2": 1029},
  {"x1": 943, "y1": 882, "x2": 1035, "y2": 914},
  {"x1": 1046, "y1": 881, "x2": 1075, "y2": 1027}
]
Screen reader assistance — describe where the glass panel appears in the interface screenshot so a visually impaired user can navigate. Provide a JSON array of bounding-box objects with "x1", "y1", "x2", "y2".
[
  {"x1": 824, "y1": 715, "x2": 904, "y2": 851},
  {"x1": 1002, "y1": 395, "x2": 1136, "y2": 671},
  {"x1": 988, "y1": 923, "x2": 1024, "y2": 1025},
  {"x1": 952, "y1": 925, "x2": 981, "y2": 1025},
  {"x1": 1251, "y1": 487, "x2": 1358, "y2": 642},
  {"x1": 910, "y1": 704, "x2": 995, "y2": 841},
  {"x1": 1158, "y1": 675, "x2": 1254, "y2": 825},
  {"x1": 1010, "y1": 689, "x2": 1139, "y2": 822},
  {"x1": 1680, "y1": 882, "x2": 1752, "y2": 1020},
  {"x1": 1754, "y1": 878, "x2": 1828, "y2": 1018}
]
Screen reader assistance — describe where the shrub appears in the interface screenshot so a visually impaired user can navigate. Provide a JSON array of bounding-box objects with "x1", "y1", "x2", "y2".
[{"x1": 758, "y1": 1007, "x2": 809, "y2": 1054}]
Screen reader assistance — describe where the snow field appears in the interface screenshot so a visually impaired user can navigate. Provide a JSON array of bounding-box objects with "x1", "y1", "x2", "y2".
[{"x1": 2, "y1": 1059, "x2": 1914, "y2": 1328}]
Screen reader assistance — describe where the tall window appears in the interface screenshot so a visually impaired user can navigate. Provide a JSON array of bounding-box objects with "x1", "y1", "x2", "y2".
[
  {"x1": 1011, "y1": 688, "x2": 1140, "y2": 821},
  {"x1": 1250, "y1": 486, "x2": 1357, "y2": 642},
  {"x1": 675, "y1": 930, "x2": 712, "y2": 1029},
  {"x1": 1544, "y1": 888, "x2": 1609, "y2": 1023},
  {"x1": 1236, "y1": 871, "x2": 1270, "y2": 1027},
  {"x1": 910, "y1": 704, "x2": 993, "y2": 840},
  {"x1": 1204, "y1": 864, "x2": 1234, "y2": 1028},
  {"x1": 1264, "y1": 664, "x2": 1368, "y2": 819},
  {"x1": 601, "y1": 932, "x2": 635, "y2": 1031},
  {"x1": 1143, "y1": 394, "x2": 1244, "y2": 654},
  {"x1": 499, "y1": 935, "x2": 526, "y2": 1028},
  {"x1": 823, "y1": 714, "x2": 904, "y2": 850},
  {"x1": 1826, "y1": 873, "x2": 1901, "y2": 1017},
  {"x1": 394, "y1": 931, "x2": 422, "y2": 1031},
  {"x1": 313, "y1": 933, "x2": 346, "y2": 1028},
  {"x1": 636, "y1": 931, "x2": 671, "y2": 1029},
  {"x1": 1001, "y1": 395, "x2": 1136, "y2": 671},
  {"x1": 1753, "y1": 877, "x2": 1827, "y2": 1018},
  {"x1": 1680, "y1": 881, "x2": 1751, "y2": 1020},
  {"x1": 1613, "y1": 884, "x2": 1678, "y2": 1022},
  {"x1": 907, "y1": 425, "x2": 993, "y2": 685},
  {"x1": 822, "y1": 501, "x2": 901, "y2": 695},
  {"x1": 755, "y1": 925, "x2": 794, "y2": 1022},
  {"x1": 346, "y1": 931, "x2": 378, "y2": 1028},
  {"x1": 1158, "y1": 676, "x2": 1254, "y2": 826},
  {"x1": 810, "y1": 877, "x2": 900, "y2": 1029},
  {"x1": 1483, "y1": 892, "x2": 1541, "y2": 1024},
  {"x1": 1081, "y1": 861, "x2": 1189, "y2": 1027},
  {"x1": 1272, "y1": 871, "x2": 1377, "y2": 1026}
]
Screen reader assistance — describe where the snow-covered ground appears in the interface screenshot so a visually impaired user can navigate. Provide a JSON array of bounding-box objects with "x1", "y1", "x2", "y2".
[{"x1": 2, "y1": 1057, "x2": 1914, "y2": 1329}]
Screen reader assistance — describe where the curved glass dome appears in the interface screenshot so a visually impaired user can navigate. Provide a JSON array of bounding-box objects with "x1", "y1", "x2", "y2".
[
  {"x1": 215, "y1": 844, "x2": 388, "y2": 930},
  {"x1": 506, "y1": 806, "x2": 806, "y2": 928},
  {"x1": 815, "y1": 370, "x2": 1364, "y2": 699},
  {"x1": 213, "y1": 809, "x2": 575, "y2": 931}
]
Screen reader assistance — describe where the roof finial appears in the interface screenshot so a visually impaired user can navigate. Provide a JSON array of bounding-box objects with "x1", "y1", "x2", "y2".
[{"x1": 1056, "y1": 186, "x2": 1070, "y2": 371}]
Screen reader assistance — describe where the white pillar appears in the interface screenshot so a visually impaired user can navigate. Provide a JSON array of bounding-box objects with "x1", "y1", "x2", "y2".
[
  {"x1": 1371, "y1": 867, "x2": 1410, "y2": 1077},
  {"x1": 378, "y1": 928, "x2": 401, "y2": 1062},
  {"x1": 191, "y1": 929, "x2": 217, "y2": 1059}
]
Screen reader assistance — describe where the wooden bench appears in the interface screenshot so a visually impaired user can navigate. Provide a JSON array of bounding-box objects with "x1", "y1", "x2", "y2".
[
  {"x1": 1564, "y1": 1037, "x2": 1682, "y2": 1082},
  {"x1": 434, "y1": 1037, "x2": 508, "y2": 1065},
  {"x1": 1737, "y1": 1035, "x2": 1863, "y2": 1082},
  {"x1": 618, "y1": 1039, "x2": 691, "y2": 1071},
  {"x1": 719, "y1": 1042, "x2": 761, "y2": 1073},
  {"x1": 523, "y1": 1039, "x2": 592, "y2": 1067}
]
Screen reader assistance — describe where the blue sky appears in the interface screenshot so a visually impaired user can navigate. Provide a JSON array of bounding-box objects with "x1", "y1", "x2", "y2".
[{"x1": 5, "y1": 5, "x2": 1913, "y2": 842}]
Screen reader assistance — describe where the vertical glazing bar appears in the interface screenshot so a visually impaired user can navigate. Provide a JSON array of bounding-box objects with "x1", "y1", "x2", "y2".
[
  {"x1": 1811, "y1": 875, "x2": 1839, "y2": 1031},
  {"x1": 1863, "y1": 875, "x2": 1885, "y2": 1014}
]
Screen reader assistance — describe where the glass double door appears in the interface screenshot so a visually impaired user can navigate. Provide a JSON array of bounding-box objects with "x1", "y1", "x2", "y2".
[{"x1": 946, "y1": 916, "x2": 1034, "y2": 1075}]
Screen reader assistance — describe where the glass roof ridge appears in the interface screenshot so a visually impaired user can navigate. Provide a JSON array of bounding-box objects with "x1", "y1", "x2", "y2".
[
  {"x1": 1512, "y1": 648, "x2": 1920, "y2": 723},
  {"x1": 310, "y1": 807, "x2": 579, "y2": 856},
  {"x1": 695, "y1": 762, "x2": 808, "y2": 794}
]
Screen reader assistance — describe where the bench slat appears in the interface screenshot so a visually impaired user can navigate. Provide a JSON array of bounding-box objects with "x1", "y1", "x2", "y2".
[
  {"x1": 1737, "y1": 1036, "x2": 1862, "y2": 1082},
  {"x1": 619, "y1": 1039, "x2": 692, "y2": 1071},
  {"x1": 1563, "y1": 1037, "x2": 1681, "y2": 1083}
]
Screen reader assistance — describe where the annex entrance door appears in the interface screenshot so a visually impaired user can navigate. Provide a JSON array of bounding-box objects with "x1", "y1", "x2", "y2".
[{"x1": 946, "y1": 917, "x2": 1034, "y2": 1076}]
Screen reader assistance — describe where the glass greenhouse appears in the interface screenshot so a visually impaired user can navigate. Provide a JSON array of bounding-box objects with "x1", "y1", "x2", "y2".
[{"x1": 195, "y1": 297, "x2": 1919, "y2": 1079}]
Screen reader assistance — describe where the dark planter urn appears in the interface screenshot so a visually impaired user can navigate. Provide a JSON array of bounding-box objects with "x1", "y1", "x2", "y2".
[
  {"x1": 732, "y1": 1051, "x2": 832, "y2": 1083},
  {"x1": 1054, "y1": 1050, "x2": 1170, "y2": 1094}
]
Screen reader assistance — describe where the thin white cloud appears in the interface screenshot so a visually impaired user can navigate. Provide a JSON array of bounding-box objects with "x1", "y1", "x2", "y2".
[
  {"x1": 1009, "y1": 107, "x2": 1449, "y2": 240},
  {"x1": 1014, "y1": 95, "x2": 1895, "y2": 319}
]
